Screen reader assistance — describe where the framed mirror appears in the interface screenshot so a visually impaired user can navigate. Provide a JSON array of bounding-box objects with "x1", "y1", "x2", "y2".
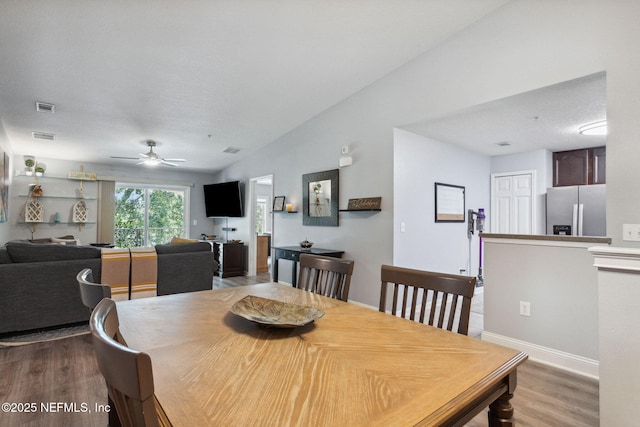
[{"x1": 303, "y1": 169, "x2": 339, "y2": 226}]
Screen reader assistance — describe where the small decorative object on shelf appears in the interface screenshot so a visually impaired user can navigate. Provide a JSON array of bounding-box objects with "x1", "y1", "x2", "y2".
[
  {"x1": 25, "y1": 199, "x2": 44, "y2": 231},
  {"x1": 300, "y1": 239, "x2": 313, "y2": 249},
  {"x1": 341, "y1": 197, "x2": 382, "y2": 212},
  {"x1": 273, "y1": 196, "x2": 285, "y2": 212},
  {"x1": 73, "y1": 199, "x2": 88, "y2": 230},
  {"x1": 35, "y1": 164, "x2": 45, "y2": 177},
  {"x1": 286, "y1": 203, "x2": 293, "y2": 212},
  {"x1": 24, "y1": 156, "x2": 35, "y2": 176},
  {"x1": 30, "y1": 184, "x2": 43, "y2": 197}
]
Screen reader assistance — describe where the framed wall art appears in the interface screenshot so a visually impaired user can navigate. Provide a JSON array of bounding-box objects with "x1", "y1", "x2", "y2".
[
  {"x1": 434, "y1": 182, "x2": 465, "y2": 223},
  {"x1": 0, "y1": 152, "x2": 8, "y2": 223},
  {"x1": 273, "y1": 196, "x2": 285, "y2": 212},
  {"x1": 303, "y1": 169, "x2": 339, "y2": 226}
]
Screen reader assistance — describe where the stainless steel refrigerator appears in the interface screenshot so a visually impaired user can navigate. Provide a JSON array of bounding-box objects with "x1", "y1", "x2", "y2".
[{"x1": 546, "y1": 184, "x2": 606, "y2": 236}]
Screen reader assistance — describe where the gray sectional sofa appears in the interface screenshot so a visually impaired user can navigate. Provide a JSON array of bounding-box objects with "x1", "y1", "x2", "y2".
[{"x1": 0, "y1": 241, "x2": 217, "y2": 335}]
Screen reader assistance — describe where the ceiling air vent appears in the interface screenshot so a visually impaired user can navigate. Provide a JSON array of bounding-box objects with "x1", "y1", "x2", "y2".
[
  {"x1": 35, "y1": 102, "x2": 55, "y2": 113},
  {"x1": 32, "y1": 131, "x2": 55, "y2": 141},
  {"x1": 223, "y1": 147, "x2": 241, "y2": 154},
  {"x1": 496, "y1": 141, "x2": 511, "y2": 147}
]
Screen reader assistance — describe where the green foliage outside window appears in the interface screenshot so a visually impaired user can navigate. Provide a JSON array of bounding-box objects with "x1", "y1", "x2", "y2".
[{"x1": 115, "y1": 187, "x2": 185, "y2": 248}]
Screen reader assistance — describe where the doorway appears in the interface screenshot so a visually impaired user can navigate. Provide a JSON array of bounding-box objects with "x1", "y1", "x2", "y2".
[{"x1": 247, "y1": 175, "x2": 273, "y2": 277}]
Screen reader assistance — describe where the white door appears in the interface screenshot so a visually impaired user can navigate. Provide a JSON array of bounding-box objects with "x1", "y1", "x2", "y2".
[{"x1": 491, "y1": 171, "x2": 535, "y2": 234}]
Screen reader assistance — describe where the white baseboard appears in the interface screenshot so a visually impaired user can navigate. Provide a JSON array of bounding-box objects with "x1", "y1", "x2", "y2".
[{"x1": 481, "y1": 331, "x2": 599, "y2": 380}]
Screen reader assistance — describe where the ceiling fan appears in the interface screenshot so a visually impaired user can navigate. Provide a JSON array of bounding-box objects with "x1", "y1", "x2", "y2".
[{"x1": 111, "y1": 140, "x2": 186, "y2": 167}]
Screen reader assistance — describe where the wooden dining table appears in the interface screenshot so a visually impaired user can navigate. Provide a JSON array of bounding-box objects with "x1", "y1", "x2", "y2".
[{"x1": 116, "y1": 283, "x2": 527, "y2": 426}]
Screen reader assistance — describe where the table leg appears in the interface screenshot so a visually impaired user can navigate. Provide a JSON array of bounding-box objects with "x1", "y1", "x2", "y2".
[
  {"x1": 273, "y1": 254, "x2": 280, "y2": 282},
  {"x1": 291, "y1": 261, "x2": 297, "y2": 287},
  {"x1": 488, "y1": 392, "x2": 514, "y2": 426},
  {"x1": 488, "y1": 370, "x2": 517, "y2": 426}
]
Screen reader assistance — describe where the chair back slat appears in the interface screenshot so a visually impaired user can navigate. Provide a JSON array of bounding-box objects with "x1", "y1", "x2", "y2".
[
  {"x1": 379, "y1": 265, "x2": 476, "y2": 335},
  {"x1": 297, "y1": 254, "x2": 355, "y2": 302}
]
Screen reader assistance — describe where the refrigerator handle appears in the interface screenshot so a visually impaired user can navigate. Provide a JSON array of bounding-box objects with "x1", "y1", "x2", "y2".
[
  {"x1": 578, "y1": 204, "x2": 584, "y2": 236},
  {"x1": 572, "y1": 204, "x2": 578, "y2": 236}
]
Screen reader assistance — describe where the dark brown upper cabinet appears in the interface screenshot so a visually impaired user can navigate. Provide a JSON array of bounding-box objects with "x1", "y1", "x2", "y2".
[{"x1": 553, "y1": 146, "x2": 605, "y2": 187}]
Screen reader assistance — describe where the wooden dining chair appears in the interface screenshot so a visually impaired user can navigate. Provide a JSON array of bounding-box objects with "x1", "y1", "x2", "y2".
[
  {"x1": 90, "y1": 298, "x2": 171, "y2": 427},
  {"x1": 379, "y1": 265, "x2": 476, "y2": 335},
  {"x1": 297, "y1": 253, "x2": 355, "y2": 302},
  {"x1": 76, "y1": 268, "x2": 111, "y2": 312}
]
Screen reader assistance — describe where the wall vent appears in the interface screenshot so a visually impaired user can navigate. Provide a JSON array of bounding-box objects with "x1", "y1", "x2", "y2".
[
  {"x1": 223, "y1": 147, "x2": 241, "y2": 154},
  {"x1": 496, "y1": 141, "x2": 511, "y2": 147},
  {"x1": 32, "y1": 131, "x2": 55, "y2": 140},
  {"x1": 35, "y1": 102, "x2": 55, "y2": 113}
]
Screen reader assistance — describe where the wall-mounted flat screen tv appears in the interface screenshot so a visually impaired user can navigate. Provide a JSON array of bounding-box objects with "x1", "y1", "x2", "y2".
[{"x1": 204, "y1": 181, "x2": 244, "y2": 217}]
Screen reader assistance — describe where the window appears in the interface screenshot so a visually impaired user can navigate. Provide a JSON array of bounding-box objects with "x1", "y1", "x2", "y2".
[
  {"x1": 256, "y1": 197, "x2": 267, "y2": 234},
  {"x1": 114, "y1": 184, "x2": 189, "y2": 248}
]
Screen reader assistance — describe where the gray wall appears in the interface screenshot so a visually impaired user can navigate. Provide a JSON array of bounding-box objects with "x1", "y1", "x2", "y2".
[
  {"x1": 483, "y1": 239, "x2": 599, "y2": 361},
  {"x1": 214, "y1": 1, "x2": 640, "y2": 308}
]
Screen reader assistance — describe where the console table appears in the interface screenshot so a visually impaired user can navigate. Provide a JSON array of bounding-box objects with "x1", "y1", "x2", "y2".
[{"x1": 272, "y1": 246, "x2": 344, "y2": 286}]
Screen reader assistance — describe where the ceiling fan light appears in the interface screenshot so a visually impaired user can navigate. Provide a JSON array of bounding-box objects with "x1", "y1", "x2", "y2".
[
  {"x1": 579, "y1": 120, "x2": 607, "y2": 136},
  {"x1": 144, "y1": 158, "x2": 160, "y2": 166}
]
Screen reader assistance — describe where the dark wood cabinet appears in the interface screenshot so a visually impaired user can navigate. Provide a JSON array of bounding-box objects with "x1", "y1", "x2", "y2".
[
  {"x1": 213, "y1": 242, "x2": 245, "y2": 277},
  {"x1": 553, "y1": 146, "x2": 605, "y2": 187}
]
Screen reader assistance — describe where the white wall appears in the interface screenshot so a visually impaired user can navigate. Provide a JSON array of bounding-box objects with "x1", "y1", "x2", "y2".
[
  {"x1": 394, "y1": 129, "x2": 490, "y2": 275},
  {"x1": 490, "y1": 149, "x2": 552, "y2": 234},
  {"x1": 7, "y1": 156, "x2": 216, "y2": 244}
]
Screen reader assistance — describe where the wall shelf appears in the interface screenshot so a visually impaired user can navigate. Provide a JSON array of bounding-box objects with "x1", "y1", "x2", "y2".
[
  {"x1": 18, "y1": 195, "x2": 97, "y2": 200},
  {"x1": 18, "y1": 221, "x2": 96, "y2": 225}
]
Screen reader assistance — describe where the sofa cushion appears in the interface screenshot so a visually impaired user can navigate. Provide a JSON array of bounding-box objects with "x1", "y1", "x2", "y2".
[
  {"x1": 6, "y1": 241, "x2": 101, "y2": 263},
  {"x1": 0, "y1": 248, "x2": 11, "y2": 264},
  {"x1": 155, "y1": 241, "x2": 212, "y2": 255}
]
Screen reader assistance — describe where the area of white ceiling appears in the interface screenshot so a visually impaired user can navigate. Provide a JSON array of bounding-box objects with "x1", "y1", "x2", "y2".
[
  {"x1": 401, "y1": 72, "x2": 607, "y2": 157},
  {"x1": 0, "y1": 0, "x2": 509, "y2": 172}
]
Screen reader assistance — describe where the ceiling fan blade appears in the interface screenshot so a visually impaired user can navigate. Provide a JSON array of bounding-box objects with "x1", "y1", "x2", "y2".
[
  {"x1": 163, "y1": 158, "x2": 186, "y2": 162},
  {"x1": 161, "y1": 160, "x2": 180, "y2": 167},
  {"x1": 110, "y1": 156, "x2": 139, "y2": 160}
]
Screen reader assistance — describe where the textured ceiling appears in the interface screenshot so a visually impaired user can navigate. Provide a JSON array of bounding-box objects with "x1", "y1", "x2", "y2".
[
  {"x1": 0, "y1": 0, "x2": 509, "y2": 173},
  {"x1": 402, "y1": 72, "x2": 607, "y2": 156}
]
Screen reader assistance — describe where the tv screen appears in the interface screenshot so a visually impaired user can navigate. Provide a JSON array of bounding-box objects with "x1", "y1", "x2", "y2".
[{"x1": 204, "y1": 181, "x2": 244, "y2": 217}]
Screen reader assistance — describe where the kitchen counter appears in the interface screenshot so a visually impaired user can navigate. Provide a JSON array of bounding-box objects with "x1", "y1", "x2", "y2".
[{"x1": 481, "y1": 233, "x2": 611, "y2": 245}]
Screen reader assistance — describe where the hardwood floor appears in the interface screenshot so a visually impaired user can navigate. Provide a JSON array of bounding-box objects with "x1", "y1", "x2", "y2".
[{"x1": 0, "y1": 275, "x2": 598, "y2": 426}]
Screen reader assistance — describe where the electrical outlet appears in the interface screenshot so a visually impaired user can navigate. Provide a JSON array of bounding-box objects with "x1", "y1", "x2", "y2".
[
  {"x1": 519, "y1": 301, "x2": 531, "y2": 317},
  {"x1": 623, "y1": 224, "x2": 640, "y2": 241}
]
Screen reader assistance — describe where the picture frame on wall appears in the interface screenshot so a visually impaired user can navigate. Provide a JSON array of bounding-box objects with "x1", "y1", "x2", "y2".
[
  {"x1": 303, "y1": 169, "x2": 339, "y2": 226},
  {"x1": 0, "y1": 152, "x2": 8, "y2": 223},
  {"x1": 434, "y1": 182, "x2": 465, "y2": 223},
  {"x1": 273, "y1": 196, "x2": 285, "y2": 212}
]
